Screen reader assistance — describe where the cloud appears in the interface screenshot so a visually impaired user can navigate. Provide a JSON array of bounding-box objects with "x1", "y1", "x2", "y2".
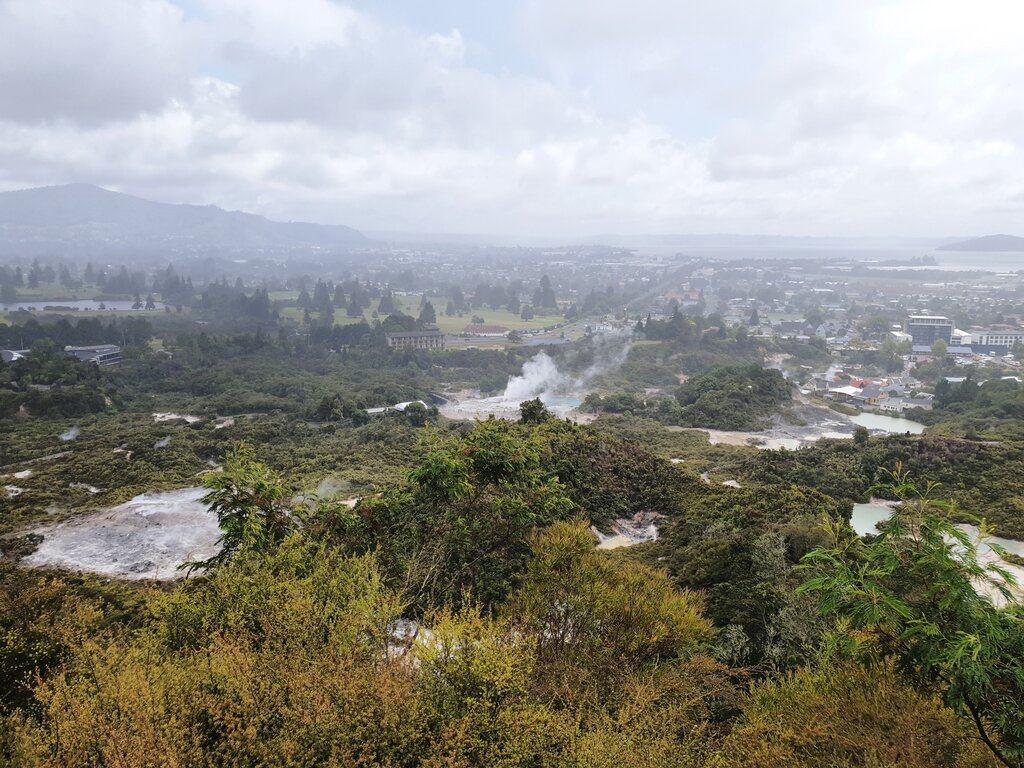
[
  {"x1": 0, "y1": 0, "x2": 1023, "y2": 236},
  {"x1": 0, "y1": 0, "x2": 195, "y2": 124}
]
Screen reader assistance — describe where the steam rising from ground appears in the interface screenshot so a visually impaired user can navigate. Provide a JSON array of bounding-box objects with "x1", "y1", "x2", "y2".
[
  {"x1": 502, "y1": 352, "x2": 566, "y2": 401},
  {"x1": 442, "y1": 331, "x2": 633, "y2": 421},
  {"x1": 503, "y1": 331, "x2": 633, "y2": 402}
]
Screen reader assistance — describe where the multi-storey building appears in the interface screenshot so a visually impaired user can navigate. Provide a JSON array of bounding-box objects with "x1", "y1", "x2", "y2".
[{"x1": 905, "y1": 315, "x2": 953, "y2": 346}]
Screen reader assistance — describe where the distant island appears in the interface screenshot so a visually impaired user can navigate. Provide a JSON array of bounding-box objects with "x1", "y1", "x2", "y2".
[{"x1": 938, "y1": 234, "x2": 1024, "y2": 252}]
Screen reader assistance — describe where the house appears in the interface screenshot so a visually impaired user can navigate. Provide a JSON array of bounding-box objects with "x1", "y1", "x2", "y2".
[
  {"x1": 852, "y1": 384, "x2": 889, "y2": 406},
  {"x1": 880, "y1": 396, "x2": 933, "y2": 413},
  {"x1": 825, "y1": 385, "x2": 863, "y2": 403}
]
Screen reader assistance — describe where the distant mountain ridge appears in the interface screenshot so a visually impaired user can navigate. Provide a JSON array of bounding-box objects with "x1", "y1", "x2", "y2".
[
  {"x1": 0, "y1": 184, "x2": 367, "y2": 253},
  {"x1": 937, "y1": 234, "x2": 1024, "y2": 252}
]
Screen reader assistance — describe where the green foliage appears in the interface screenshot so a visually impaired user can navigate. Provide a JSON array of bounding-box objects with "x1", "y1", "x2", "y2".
[
  {"x1": 4, "y1": 521, "x2": 738, "y2": 767},
  {"x1": 720, "y1": 660, "x2": 994, "y2": 767},
  {"x1": 673, "y1": 364, "x2": 792, "y2": 430},
  {"x1": 0, "y1": 564, "x2": 146, "y2": 715},
  {"x1": 584, "y1": 364, "x2": 791, "y2": 430},
  {"x1": 518, "y1": 397, "x2": 552, "y2": 424},
  {"x1": 799, "y1": 466, "x2": 1024, "y2": 766},
  {"x1": 511, "y1": 521, "x2": 713, "y2": 696},
  {"x1": 185, "y1": 443, "x2": 295, "y2": 572},
  {"x1": 656, "y1": 484, "x2": 848, "y2": 668},
  {"x1": 740, "y1": 434, "x2": 1024, "y2": 539},
  {"x1": 347, "y1": 420, "x2": 577, "y2": 609}
]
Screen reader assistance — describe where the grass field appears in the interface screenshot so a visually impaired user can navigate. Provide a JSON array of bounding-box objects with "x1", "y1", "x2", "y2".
[
  {"x1": 275, "y1": 292, "x2": 567, "y2": 334},
  {"x1": 7, "y1": 282, "x2": 106, "y2": 301}
]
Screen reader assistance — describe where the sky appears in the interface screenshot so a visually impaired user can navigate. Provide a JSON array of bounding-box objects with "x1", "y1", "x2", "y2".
[{"x1": 1, "y1": 0, "x2": 1023, "y2": 238}]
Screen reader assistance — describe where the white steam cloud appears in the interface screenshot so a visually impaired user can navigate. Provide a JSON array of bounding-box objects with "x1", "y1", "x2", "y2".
[{"x1": 501, "y1": 330, "x2": 633, "y2": 403}]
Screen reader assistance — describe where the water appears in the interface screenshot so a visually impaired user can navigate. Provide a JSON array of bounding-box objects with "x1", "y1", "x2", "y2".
[
  {"x1": 631, "y1": 245, "x2": 1024, "y2": 274},
  {"x1": 850, "y1": 503, "x2": 894, "y2": 536},
  {"x1": 2, "y1": 300, "x2": 165, "y2": 312},
  {"x1": 851, "y1": 502, "x2": 1024, "y2": 554},
  {"x1": 849, "y1": 412, "x2": 926, "y2": 434}
]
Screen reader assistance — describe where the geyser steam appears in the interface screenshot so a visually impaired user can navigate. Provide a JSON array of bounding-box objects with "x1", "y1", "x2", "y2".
[
  {"x1": 502, "y1": 352, "x2": 565, "y2": 401},
  {"x1": 501, "y1": 330, "x2": 633, "y2": 403}
]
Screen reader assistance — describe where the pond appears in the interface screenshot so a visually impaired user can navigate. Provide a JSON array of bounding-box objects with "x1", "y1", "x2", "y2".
[
  {"x1": 849, "y1": 412, "x2": 926, "y2": 434},
  {"x1": 851, "y1": 502, "x2": 1024, "y2": 555}
]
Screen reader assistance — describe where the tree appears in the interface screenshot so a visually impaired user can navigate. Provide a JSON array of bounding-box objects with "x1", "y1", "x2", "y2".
[
  {"x1": 511, "y1": 521, "x2": 713, "y2": 693},
  {"x1": 721, "y1": 660, "x2": 991, "y2": 768},
  {"x1": 377, "y1": 289, "x2": 396, "y2": 315},
  {"x1": 418, "y1": 300, "x2": 437, "y2": 326},
  {"x1": 931, "y1": 338, "x2": 948, "y2": 357},
  {"x1": 451, "y1": 285, "x2": 466, "y2": 312},
  {"x1": 403, "y1": 400, "x2": 429, "y2": 427},
  {"x1": 520, "y1": 305, "x2": 534, "y2": 321},
  {"x1": 519, "y1": 398, "x2": 551, "y2": 424},
  {"x1": 186, "y1": 444, "x2": 295, "y2": 572},
  {"x1": 354, "y1": 421, "x2": 576, "y2": 608},
  {"x1": 800, "y1": 466, "x2": 1024, "y2": 767},
  {"x1": 535, "y1": 274, "x2": 557, "y2": 309}
]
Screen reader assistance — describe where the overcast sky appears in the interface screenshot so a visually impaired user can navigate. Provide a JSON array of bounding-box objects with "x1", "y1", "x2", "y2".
[{"x1": 1, "y1": 0, "x2": 1022, "y2": 237}]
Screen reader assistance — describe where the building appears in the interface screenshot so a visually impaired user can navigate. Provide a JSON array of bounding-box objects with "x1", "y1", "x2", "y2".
[
  {"x1": 969, "y1": 330, "x2": 1024, "y2": 353},
  {"x1": 2, "y1": 344, "x2": 122, "y2": 366},
  {"x1": 385, "y1": 326, "x2": 445, "y2": 350},
  {"x1": 905, "y1": 315, "x2": 953, "y2": 346},
  {"x1": 64, "y1": 344, "x2": 122, "y2": 366},
  {"x1": 910, "y1": 344, "x2": 973, "y2": 359},
  {"x1": 366, "y1": 400, "x2": 429, "y2": 415},
  {"x1": 0, "y1": 349, "x2": 30, "y2": 363}
]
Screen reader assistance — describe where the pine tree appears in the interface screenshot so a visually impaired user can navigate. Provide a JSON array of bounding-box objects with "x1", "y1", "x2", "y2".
[{"x1": 418, "y1": 301, "x2": 437, "y2": 325}]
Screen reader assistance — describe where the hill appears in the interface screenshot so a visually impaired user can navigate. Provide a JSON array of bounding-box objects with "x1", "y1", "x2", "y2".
[
  {"x1": 0, "y1": 184, "x2": 367, "y2": 254},
  {"x1": 937, "y1": 234, "x2": 1024, "y2": 252}
]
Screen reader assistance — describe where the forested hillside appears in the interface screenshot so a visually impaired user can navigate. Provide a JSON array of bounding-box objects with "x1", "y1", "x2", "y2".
[{"x1": 3, "y1": 414, "x2": 1021, "y2": 766}]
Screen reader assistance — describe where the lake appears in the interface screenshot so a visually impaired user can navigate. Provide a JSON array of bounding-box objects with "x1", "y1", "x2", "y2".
[{"x1": 2, "y1": 300, "x2": 166, "y2": 311}]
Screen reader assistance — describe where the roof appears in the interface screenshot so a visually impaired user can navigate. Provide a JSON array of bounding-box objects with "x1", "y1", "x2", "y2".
[
  {"x1": 830, "y1": 385, "x2": 863, "y2": 396},
  {"x1": 911, "y1": 345, "x2": 973, "y2": 354},
  {"x1": 1, "y1": 349, "x2": 30, "y2": 363},
  {"x1": 386, "y1": 330, "x2": 444, "y2": 339},
  {"x1": 64, "y1": 344, "x2": 121, "y2": 353}
]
